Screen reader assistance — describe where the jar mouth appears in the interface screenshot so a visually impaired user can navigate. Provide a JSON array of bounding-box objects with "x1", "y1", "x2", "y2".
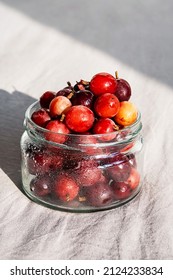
[{"x1": 24, "y1": 101, "x2": 142, "y2": 148}]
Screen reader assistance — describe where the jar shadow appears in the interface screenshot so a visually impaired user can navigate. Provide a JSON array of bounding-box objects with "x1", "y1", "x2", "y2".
[{"x1": 0, "y1": 89, "x2": 36, "y2": 191}]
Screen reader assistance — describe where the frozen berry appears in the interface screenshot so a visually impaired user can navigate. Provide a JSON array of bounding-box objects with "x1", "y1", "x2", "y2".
[
  {"x1": 126, "y1": 167, "x2": 140, "y2": 189},
  {"x1": 27, "y1": 150, "x2": 63, "y2": 175},
  {"x1": 65, "y1": 105, "x2": 95, "y2": 133},
  {"x1": 84, "y1": 182, "x2": 114, "y2": 207},
  {"x1": 90, "y1": 72, "x2": 117, "y2": 96},
  {"x1": 111, "y1": 181, "x2": 132, "y2": 200},
  {"x1": 54, "y1": 173, "x2": 79, "y2": 202},
  {"x1": 30, "y1": 174, "x2": 52, "y2": 196},
  {"x1": 63, "y1": 151, "x2": 83, "y2": 171},
  {"x1": 74, "y1": 159, "x2": 102, "y2": 186},
  {"x1": 108, "y1": 153, "x2": 131, "y2": 182}
]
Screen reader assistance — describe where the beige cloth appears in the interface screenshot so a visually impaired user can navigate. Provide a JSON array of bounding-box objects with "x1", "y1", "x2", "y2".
[{"x1": 0, "y1": 0, "x2": 173, "y2": 259}]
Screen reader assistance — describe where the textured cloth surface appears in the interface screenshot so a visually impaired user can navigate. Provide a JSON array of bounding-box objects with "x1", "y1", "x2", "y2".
[{"x1": 0, "y1": 0, "x2": 173, "y2": 260}]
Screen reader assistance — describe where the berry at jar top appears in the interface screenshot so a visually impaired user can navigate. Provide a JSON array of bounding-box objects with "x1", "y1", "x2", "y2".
[{"x1": 31, "y1": 71, "x2": 138, "y2": 140}]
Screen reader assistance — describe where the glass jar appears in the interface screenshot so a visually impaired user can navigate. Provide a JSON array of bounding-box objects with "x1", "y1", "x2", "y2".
[{"x1": 20, "y1": 101, "x2": 143, "y2": 212}]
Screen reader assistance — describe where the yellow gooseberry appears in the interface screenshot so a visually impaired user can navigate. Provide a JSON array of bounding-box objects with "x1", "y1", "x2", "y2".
[{"x1": 114, "y1": 101, "x2": 138, "y2": 126}]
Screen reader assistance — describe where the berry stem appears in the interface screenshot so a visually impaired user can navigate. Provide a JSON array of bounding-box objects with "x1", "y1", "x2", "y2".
[
  {"x1": 81, "y1": 80, "x2": 89, "y2": 85},
  {"x1": 67, "y1": 91, "x2": 74, "y2": 99},
  {"x1": 78, "y1": 196, "x2": 86, "y2": 202},
  {"x1": 66, "y1": 194, "x2": 70, "y2": 202},
  {"x1": 113, "y1": 124, "x2": 119, "y2": 131},
  {"x1": 67, "y1": 81, "x2": 72, "y2": 87},
  {"x1": 115, "y1": 71, "x2": 119, "y2": 79},
  {"x1": 60, "y1": 114, "x2": 65, "y2": 122}
]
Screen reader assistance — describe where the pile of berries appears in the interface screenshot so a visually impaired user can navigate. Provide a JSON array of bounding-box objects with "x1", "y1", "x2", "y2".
[
  {"x1": 26, "y1": 72, "x2": 140, "y2": 209},
  {"x1": 31, "y1": 71, "x2": 138, "y2": 140}
]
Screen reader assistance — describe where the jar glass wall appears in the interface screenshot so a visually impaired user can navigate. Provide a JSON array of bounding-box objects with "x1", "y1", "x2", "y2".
[{"x1": 21, "y1": 101, "x2": 143, "y2": 212}]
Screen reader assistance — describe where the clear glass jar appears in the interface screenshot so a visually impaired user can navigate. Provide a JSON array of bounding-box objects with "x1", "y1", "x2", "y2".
[{"x1": 21, "y1": 101, "x2": 143, "y2": 212}]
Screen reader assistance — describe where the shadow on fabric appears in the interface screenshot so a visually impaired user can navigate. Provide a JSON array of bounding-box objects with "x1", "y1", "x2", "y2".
[{"x1": 0, "y1": 90, "x2": 36, "y2": 190}]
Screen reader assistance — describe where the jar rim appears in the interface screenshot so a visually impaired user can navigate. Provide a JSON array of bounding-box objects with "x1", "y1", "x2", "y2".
[{"x1": 24, "y1": 101, "x2": 142, "y2": 147}]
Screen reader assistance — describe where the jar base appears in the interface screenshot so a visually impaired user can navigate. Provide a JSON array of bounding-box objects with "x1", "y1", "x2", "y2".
[{"x1": 22, "y1": 183, "x2": 142, "y2": 213}]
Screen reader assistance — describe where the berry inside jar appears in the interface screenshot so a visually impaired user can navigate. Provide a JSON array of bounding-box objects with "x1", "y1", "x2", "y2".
[{"x1": 21, "y1": 71, "x2": 143, "y2": 212}]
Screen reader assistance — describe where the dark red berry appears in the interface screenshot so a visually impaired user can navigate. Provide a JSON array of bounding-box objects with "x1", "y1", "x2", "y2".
[
  {"x1": 84, "y1": 182, "x2": 114, "y2": 207},
  {"x1": 108, "y1": 153, "x2": 131, "y2": 182},
  {"x1": 31, "y1": 109, "x2": 51, "y2": 127},
  {"x1": 30, "y1": 174, "x2": 52, "y2": 196},
  {"x1": 27, "y1": 150, "x2": 63, "y2": 175},
  {"x1": 40, "y1": 91, "x2": 56, "y2": 108},
  {"x1": 56, "y1": 87, "x2": 74, "y2": 97},
  {"x1": 110, "y1": 181, "x2": 132, "y2": 200},
  {"x1": 115, "y1": 78, "x2": 131, "y2": 102},
  {"x1": 62, "y1": 151, "x2": 83, "y2": 171},
  {"x1": 90, "y1": 72, "x2": 117, "y2": 96},
  {"x1": 71, "y1": 90, "x2": 94, "y2": 108},
  {"x1": 74, "y1": 80, "x2": 90, "y2": 91}
]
